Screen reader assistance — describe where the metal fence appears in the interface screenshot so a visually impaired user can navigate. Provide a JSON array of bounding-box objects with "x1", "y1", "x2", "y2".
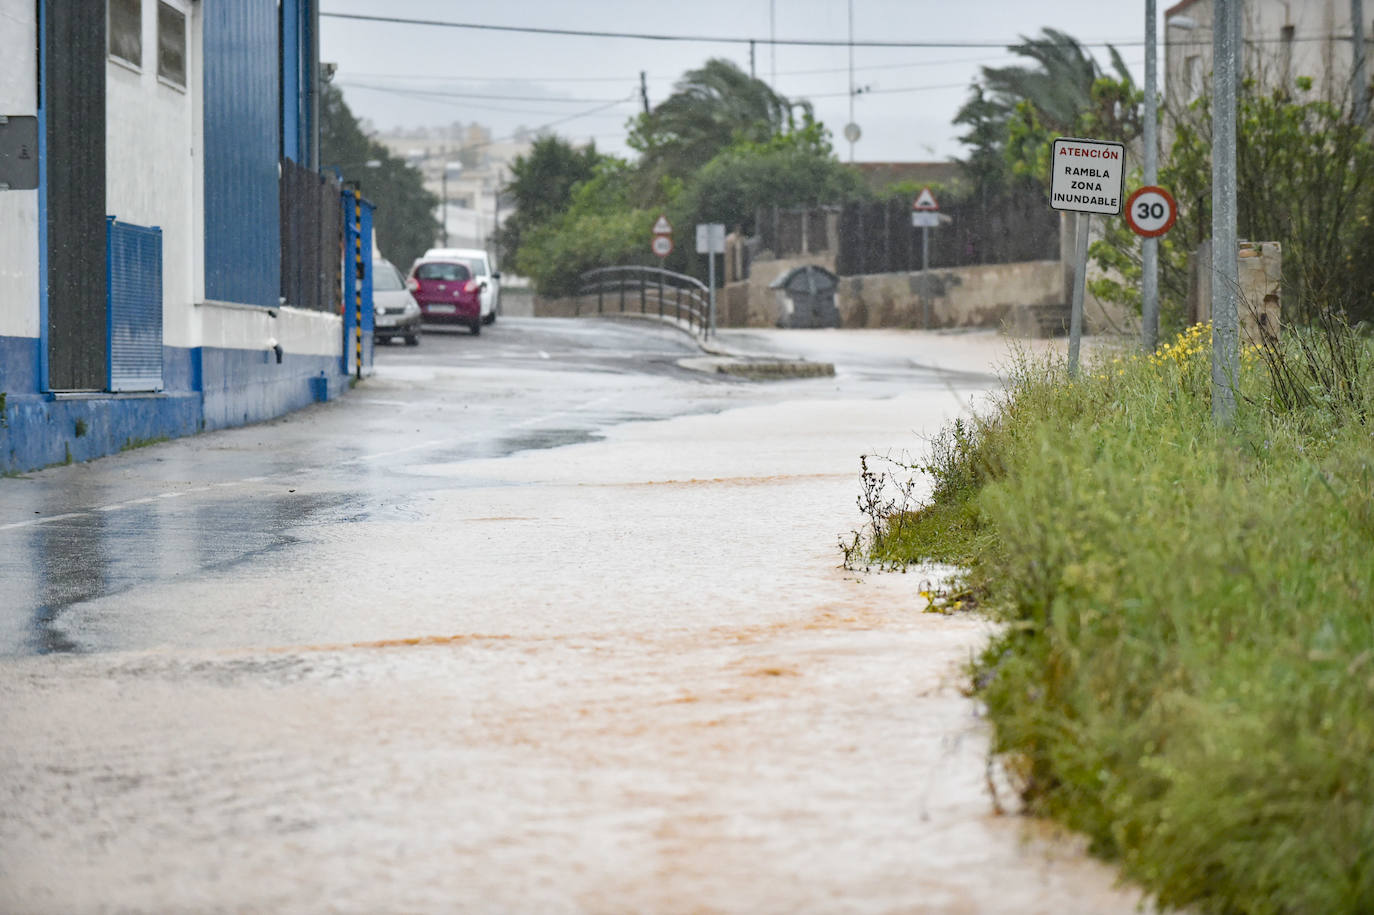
[
  {"x1": 836, "y1": 196, "x2": 1061, "y2": 276},
  {"x1": 577, "y1": 266, "x2": 711, "y2": 337},
  {"x1": 753, "y1": 206, "x2": 837, "y2": 259},
  {"x1": 280, "y1": 158, "x2": 343, "y2": 312},
  {"x1": 748, "y1": 197, "x2": 1059, "y2": 278}
]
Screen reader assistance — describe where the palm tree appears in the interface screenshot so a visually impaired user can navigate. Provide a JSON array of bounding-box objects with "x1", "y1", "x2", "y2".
[{"x1": 629, "y1": 59, "x2": 808, "y2": 181}]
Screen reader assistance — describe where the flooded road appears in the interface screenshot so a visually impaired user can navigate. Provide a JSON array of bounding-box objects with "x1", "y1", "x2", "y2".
[{"x1": 0, "y1": 319, "x2": 1149, "y2": 912}]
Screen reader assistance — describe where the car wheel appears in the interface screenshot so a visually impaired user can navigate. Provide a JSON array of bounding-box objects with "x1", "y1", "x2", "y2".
[
  {"x1": 470, "y1": 319, "x2": 482, "y2": 336},
  {"x1": 483, "y1": 311, "x2": 495, "y2": 325},
  {"x1": 375, "y1": 336, "x2": 389, "y2": 345},
  {"x1": 404, "y1": 333, "x2": 419, "y2": 346}
]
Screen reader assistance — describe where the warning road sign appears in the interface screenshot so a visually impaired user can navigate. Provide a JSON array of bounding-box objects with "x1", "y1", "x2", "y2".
[
  {"x1": 652, "y1": 214, "x2": 673, "y2": 235},
  {"x1": 913, "y1": 187, "x2": 939, "y2": 211},
  {"x1": 1124, "y1": 185, "x2": 1178, "y2": 238},
  {"x1": 1049, "y1": 137, "x2": 1125, "y2": 215}
]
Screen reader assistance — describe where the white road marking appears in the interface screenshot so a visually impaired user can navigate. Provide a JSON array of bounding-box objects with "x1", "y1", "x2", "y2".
[
  {"x1": 0, "y1": 512, "x2": 91, "y2": 531},
  {"x1": 509, "y1": 395, "x2": 618, "y2": 430}
]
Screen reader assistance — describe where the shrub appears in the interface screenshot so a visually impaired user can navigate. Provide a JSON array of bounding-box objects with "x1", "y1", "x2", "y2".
[{"x1": 873, "y1": 323, "x2": 1374, "y2": 913}]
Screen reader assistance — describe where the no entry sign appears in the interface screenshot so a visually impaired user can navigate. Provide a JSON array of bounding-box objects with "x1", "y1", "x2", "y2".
[
  {"x1": 1050, "y1": 137, "x2": 1125, "y2": 215},
  {"x1": 1124, "y1": 185, "x2": 1178, "y2": 237}
]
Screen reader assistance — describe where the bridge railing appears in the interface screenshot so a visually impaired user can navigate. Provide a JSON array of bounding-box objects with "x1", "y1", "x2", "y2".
[{"x1": 576, "y1": 266, "x2": 710, "y2": 338}]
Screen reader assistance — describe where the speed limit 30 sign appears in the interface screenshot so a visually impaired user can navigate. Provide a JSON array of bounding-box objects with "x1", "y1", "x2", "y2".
[{"x1": 1124, "y1": 186, "x2": 1178, "y2": 238}]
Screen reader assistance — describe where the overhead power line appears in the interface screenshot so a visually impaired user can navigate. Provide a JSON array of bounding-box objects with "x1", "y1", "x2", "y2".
[
  {"x1": 321, "y1": 12, "x2": 1345, "y2": 49},
  {"x1": 320, "y1": 12, "x2": 1141, "y2": 48},
  {"x1": 340, "y1": 53, "x2": 1029, "y2": 87},
  {"x1": 339, "y1": 83, "x2": 632, "y2": 104}
]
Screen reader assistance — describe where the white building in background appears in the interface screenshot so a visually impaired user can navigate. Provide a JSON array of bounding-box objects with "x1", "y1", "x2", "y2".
[
  {"x1": 375, "y1": 124, "x2": 529, "y2": 253},
  {"x1": 1165, "y1": 0, "x2": 1373, "y2": 109}
]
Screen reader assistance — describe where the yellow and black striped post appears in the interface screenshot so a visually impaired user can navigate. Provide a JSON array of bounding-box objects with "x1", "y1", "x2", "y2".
[{"x1": 353, "y1": 188, "x2": 364, "y2": 380}]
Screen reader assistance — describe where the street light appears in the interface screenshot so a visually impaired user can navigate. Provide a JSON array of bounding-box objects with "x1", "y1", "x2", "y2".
[{"x1": 440, "y1": 157, "x2": 461, "y2": 247}]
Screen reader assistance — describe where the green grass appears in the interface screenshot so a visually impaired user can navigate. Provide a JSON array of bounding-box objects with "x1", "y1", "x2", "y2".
[
  {"x1": 876, "y1": 323, "x2": 1374, "y2": 914},
  {"x1": 120, "y1": 435, "x2": 170, "y2": 452}
]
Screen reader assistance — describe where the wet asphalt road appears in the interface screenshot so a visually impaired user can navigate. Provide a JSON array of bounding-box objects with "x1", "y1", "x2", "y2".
[
  {"x1": 0, "y1": 318, "x2": 1153, "y2": 914},
  {"x1": 0, "y1": 317, "x2": 992, "y2": 659}
]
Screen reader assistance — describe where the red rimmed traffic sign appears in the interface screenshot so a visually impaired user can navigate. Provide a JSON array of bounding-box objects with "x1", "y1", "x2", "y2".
[
  {"x1": 1124, "y1": 185, "x2": 1178, "y2": 238},
  {"x1": 651, "y1": 234, "x2": 673, "y2": 258}
]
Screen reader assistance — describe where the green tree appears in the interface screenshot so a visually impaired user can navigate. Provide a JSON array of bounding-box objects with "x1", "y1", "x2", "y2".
[
  {"x1": 628, "y1": 59, "x2": 806, "y2": 184},
  {"x1": 510, "y1": 155, "x2": 669, "y2": 297},
  {"x1": 681, "y1": 114, "x2": 866, "y2": 235},
  {"x1": 494, "y1": 135, "x2": 604, "y2": 271},
  {"x1": 319, "y1": 84, "x2": 439, "y2": 269}
]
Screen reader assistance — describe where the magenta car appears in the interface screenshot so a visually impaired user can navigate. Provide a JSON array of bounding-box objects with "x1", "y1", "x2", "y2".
[{"x1": 409, "y1": 259, "x2": 486, "y2": 335}]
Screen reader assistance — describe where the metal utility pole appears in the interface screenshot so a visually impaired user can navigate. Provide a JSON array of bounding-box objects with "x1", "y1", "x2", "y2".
[
  {"x1": 1211, "y1": 0, "x2": 1240, "y2": 425},
  {"x1": 847, "y1": 0, "x2": 856, "y2": 163},
  {"x1": 494, "y1": 169, "x2": 502, "y2": 250},
  {"x1": 770, "y1": 0, "x2": 776, "y2": 85},
  {"x1": 1142, "y1": 0, "x2": 1160, "y2": 352},
  {"x1": 640, "y1": 71, "x2": 650, "y2": 115},
  {"x1": 1355, "y1": 0, "x2": 1369, "y2": 125},
  {"x1": 750, "y1": 40, "x2": 756, "y2": 79},
  {"x1": 440, "y1": 146, "x2": 448, "y2": 247}
]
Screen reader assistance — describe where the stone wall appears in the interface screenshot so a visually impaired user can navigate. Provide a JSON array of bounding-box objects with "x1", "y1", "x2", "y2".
[
  {"x1": 720, "y1": 258, "x2": 1118, "y2": 337},
  {"x1": 836, "y1": 260, "x2": 1063, "y2": 330},
  {"x1": 1190, "y1": 240, "x2": 1282, "y2": 344}
]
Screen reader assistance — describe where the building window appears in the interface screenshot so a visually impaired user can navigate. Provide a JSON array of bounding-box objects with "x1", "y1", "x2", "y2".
[
  {"x1": 108, "y1": 0, "x2": 142, "y2": 69},
  {"x1": 157, "y1": 2, "x2": 186, "y2": 88},
  {"x1": 1187, "y1": 55, "x2": 1204, "y2": 102}
]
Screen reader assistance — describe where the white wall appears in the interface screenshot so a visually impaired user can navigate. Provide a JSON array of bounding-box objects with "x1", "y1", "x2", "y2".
[
  {"x1": 0, "y1": 0, "x2": 41, "y2": 339},
  {"x1": 105, "y1": 0, "x2": 200, "y2": 349},
  {"x1": 1166, "y1": 0, "x2": 1371, "y2": 111},
  {"x1": 197, "y1": 302, "x2": 342, "y2": 358}
]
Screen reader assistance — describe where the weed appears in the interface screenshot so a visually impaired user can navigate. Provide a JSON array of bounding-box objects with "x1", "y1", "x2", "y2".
[
  {"x1": 74, "y1": 418, "x2": 87, "y2": 438},
  {"x1": 120, "y1": 435, "x2": 169, "y2": 453},
  {"x1": 865, "y1": 325, "x2": 1374, "y2": 914}
]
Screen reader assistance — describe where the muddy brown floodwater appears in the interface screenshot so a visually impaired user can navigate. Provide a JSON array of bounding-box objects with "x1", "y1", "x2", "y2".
[{"x1": 0, "y1": 342, "x2": 1153, "y2": 912}]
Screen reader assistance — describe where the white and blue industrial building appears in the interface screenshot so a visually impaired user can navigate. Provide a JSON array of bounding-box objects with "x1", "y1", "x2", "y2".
[{"x1": 0, "y1": 0, "x2": 374, "y2": 474}]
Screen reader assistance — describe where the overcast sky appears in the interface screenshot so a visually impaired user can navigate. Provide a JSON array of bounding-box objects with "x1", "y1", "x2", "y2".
[{"x1": 320, "y1": 1, "x2": 1165, "y2": 163}]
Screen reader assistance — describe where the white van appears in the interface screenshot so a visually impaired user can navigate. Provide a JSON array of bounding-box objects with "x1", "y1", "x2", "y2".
[{"x1": 422, "y1": 247, "x2": 500, "y2": 324}]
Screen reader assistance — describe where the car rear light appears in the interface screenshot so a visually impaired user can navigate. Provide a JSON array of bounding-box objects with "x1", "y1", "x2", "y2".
[
  {"x1": 406, "y1": 277, "x2": 419, "y2": 292},
  {"x1": 463, "y1": 279, "x2": 479, "y2": 294}
]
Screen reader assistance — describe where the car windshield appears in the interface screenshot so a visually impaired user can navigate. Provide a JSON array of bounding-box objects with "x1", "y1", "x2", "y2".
[
  {"x1": 372, "y1": 262, "x2": 404, "y2": 291},
  {"x1": 463, "y1": 259, "x2": 488, "y2": 277},
  {"x1": 415, "y1": 262, "x2": 471, "y2": 282}
]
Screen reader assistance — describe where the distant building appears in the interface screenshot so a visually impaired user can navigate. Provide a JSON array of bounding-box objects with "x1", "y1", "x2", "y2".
[
  {"x1": 0, "y1": 0, "x2": 372, "y2": 473},
  {"x1": 371, "y1": 123, "x2": 530, "y2": 254},
  {"x1": 848, "y1": 162, "x2": 967, "y2": 196},
  {"x1": 1164, "y1": 0, "x2": 1373, "y2": 109}
]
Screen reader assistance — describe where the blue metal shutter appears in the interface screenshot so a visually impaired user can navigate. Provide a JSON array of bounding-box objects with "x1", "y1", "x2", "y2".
[
  {"x1": 202, "y1": 0, "x2": 281, "y2": 307},
  {"x1": 106, "y1": 218, "x2": 164, "y2": 392}
]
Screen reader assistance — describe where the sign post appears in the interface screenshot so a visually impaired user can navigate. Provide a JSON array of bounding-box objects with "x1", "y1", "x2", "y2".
[
  {"x1": 1142, "y1": 0, "x2": 1161, "y2": 353},
  {"x1": 696, "y1": 223, "x2": 725, "y2": 337},
  {"x1": 1049, "y1": 137, "x2": 1125, "y2": 376},
  {"x1": 912, "y1": 187, "x2": 940, "y2": 329}
]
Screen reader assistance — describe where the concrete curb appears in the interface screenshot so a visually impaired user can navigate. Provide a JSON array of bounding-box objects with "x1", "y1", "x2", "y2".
[
  {"x1": 698, "y1": 358, "x2": 836, "y2": 380},
  {"x1": 587, "y1": 312, "x2": 835, "y2": 381}
]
